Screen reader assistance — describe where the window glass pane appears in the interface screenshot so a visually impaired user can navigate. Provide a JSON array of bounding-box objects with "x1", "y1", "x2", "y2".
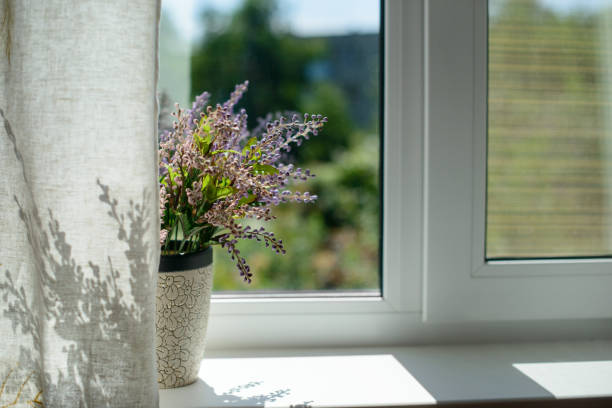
[
  {"x1": 159, "y1": 0, "x2": 381, "y2": 291},
  {"x1": 487, "y1": 0, "x2": 612, "y2": 259}
]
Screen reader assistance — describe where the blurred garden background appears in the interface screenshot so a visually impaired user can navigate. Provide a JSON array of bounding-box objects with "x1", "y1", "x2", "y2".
[
  {"x1": 159, "y1": 0, "x2": 381, "y2": 291},
  {"x1": 159, "y1": 0, "x2": 612, "y2": 290}
]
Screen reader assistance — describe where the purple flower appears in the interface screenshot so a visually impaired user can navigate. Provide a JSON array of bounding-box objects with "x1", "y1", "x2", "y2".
[{"x1": 159, "y1": 82, "x2": 326, "y2": 281}]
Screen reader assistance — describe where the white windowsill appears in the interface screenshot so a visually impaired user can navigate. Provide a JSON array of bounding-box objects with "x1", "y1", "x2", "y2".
[{"x1": 159, "y1": 340, "x2": 612, "y2": 407}]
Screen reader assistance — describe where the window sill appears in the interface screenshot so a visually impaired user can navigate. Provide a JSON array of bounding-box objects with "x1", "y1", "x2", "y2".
[{"x1": 159, "y1": 340, "x2": 612, "y2": 407}]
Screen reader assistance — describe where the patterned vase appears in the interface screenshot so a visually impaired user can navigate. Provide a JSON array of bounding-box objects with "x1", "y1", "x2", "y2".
[{"x1": 156, "y1": 247, "x2": 213, "y2": 389}]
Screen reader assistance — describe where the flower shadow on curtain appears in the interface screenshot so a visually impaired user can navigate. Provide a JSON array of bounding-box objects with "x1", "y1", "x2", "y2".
[{"x1": 0, "y1": 110, "x2": 156, "y2": 407}]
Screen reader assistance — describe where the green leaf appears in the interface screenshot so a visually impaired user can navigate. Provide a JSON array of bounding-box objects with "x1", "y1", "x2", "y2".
[
  {"x1": 210, "y1": 149, "x2": 241, "y2": 156},
  {"x1": 199, "y1": 116, "x2": 211, "y2": 134},
  {"x1": 201, "y1": 174, "x2": 211, "y2": 191},
  {"x1": 185, "y1": 225, "x2": 207, "y2": 240},
  {"x1": 216, "y1": 186, "x2": 238, "y2": 200},
  {"x1": 218, "y1": 176, "x2": 231, "y2": 187},
  {"x1": 251, "y1": 164, "x2": 279, "y2": 175},
  {"x1": 242, "y1": 137, "x2": 258, "y2": 156},
  {"x1": 196, "y1": 135, "x2": 212, "y2": 155},
  {"x1": 204, "y1": 181, "x2": 217, "y2": 202},
  {"x1": 179, "y1": 212, "x2": 192, "y2": 234},
  {"x1": 163, "y1": 163, "x2": 181, "y2": 186},
  {"x1": 194, "y1": 116, "x2": 213, "y2": 154},
  {"x1": 238, "y1": 193, "x2": 257, "y2": 206}
]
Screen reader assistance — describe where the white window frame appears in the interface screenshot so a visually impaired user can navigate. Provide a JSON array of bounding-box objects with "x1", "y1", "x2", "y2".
[
  {"x1": 204, "y1": 0, "x2": 612, "y2": 350},
  {"x1": 206, "y1": 0, "x2": 425, "y2": 349},
  {"x1": 424, "y1": 0, "x2": 612, "y2": 322}
]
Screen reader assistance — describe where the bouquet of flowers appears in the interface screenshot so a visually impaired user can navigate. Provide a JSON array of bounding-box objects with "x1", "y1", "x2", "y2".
[{"x1": 159, "y1": 81, "x2": 326, "y2": 282}]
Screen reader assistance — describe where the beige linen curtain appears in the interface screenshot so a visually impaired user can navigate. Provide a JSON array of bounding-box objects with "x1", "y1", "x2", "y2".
[{"x1": 0, "y1": 1, "x2": 160, "y2": 406}]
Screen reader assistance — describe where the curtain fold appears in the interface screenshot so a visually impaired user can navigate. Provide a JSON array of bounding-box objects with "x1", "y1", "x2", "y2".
[{"x1": 0, "y1": 1, "x2": 160, "y2": 406}]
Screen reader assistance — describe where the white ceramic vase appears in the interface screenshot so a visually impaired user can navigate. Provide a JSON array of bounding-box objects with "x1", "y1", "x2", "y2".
[{"x1": 156, "y1": 247, "x2": 213, "y2": 389}]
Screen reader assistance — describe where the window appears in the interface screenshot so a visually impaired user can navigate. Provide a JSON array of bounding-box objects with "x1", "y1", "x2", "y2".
[
  {"x1": 159, "y1": 0, "x2": 381, "y2": 293},
  {"x1": 487, "y1": 0, "x2": 612, "y2": 259},
  {"x1": 158, "y1": 0, "x2": 612, "y2": 349},
  {"x1": 424, "y1": 0, "x2": 612, "y2": 322},
  {"x1": 158, "y1": 0, "x2": 422, "y2": 349}
]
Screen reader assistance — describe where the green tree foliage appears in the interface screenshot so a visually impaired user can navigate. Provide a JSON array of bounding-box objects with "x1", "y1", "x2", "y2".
[
  {"x1": 191, "y1": 0, "x2": 322, "y2": 125},
  {"x1": 299, "y1": 82, "x2": 355, "y2": 163}
]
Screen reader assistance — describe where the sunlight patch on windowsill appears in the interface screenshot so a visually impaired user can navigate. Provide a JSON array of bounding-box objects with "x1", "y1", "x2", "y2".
[{"x1": 513, "y1": 360, "x2": 612, "y2": 399}]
